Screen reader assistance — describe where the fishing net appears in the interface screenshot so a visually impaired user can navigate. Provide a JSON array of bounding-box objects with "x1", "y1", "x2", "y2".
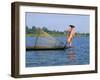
[{"x1": 33, "y1": 28, "x2": 65, "y2": 49}]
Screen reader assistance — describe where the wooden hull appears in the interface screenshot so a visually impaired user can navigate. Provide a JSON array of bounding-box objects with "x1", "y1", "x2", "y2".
[{"x1": 26, "y1": 46, "x2": 67, "y2": 51}]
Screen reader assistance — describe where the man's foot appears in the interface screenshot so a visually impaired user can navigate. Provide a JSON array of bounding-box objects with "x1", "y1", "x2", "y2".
[
  {"x1": 66, "y1": 45, "x2": 74, "y2": 48},
  {"x1": 64, "y1": 45, "x2": 70, "y2": 48}
]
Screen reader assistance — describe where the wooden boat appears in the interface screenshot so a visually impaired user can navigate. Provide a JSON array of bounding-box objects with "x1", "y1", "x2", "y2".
[{"x1": 26, "y1": 46, "x2": 70, "y2": 51}]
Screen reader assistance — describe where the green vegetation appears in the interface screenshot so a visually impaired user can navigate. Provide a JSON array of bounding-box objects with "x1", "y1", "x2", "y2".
[{"x1": 26, "y1": 26, "x2": 89, "y2": 37}]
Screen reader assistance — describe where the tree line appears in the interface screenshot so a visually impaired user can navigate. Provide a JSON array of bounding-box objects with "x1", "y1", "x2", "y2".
[{"x1": 26, "y1": 26, "x2": 64, "y2": 34}]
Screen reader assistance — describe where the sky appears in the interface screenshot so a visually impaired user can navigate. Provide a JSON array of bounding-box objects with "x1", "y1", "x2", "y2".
[{"x1": 26, "y1": 12, "x2": 90, "y2": 33}]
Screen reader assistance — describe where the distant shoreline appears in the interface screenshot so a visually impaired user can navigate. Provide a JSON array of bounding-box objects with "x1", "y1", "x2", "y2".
[{"x1": 26, "y1": 33, "x2": 89, "y2": 37}]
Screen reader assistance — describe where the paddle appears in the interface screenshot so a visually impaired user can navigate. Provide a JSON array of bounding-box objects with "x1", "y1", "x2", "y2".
[{"x1": 64, "y1": 41, "x2": 67, "y2": 48}]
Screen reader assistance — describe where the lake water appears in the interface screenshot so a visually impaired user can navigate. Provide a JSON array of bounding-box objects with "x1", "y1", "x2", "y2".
[{"x1": 26, "y1": 36, "x2": 89, "y2": 67}]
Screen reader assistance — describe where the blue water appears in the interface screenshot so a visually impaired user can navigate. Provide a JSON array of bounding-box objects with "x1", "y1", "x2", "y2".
[{"x1": 26, "y1": 36, "x2": 89, "y2": 67}]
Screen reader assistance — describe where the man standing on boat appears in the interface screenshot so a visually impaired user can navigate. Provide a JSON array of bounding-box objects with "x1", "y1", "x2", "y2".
[{"x1": 65, "y1": 25, "x2": 76, "y2": 47}]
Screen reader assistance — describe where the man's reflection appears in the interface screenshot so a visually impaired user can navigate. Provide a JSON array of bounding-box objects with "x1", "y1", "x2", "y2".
[{"x1": 67, "y1": 50, "x2": 76, "y2": 61}]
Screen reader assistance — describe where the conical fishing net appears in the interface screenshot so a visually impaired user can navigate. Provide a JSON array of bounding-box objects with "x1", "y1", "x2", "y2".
[{"x1": 33, "y1": 28, "x2": 65, "y2": 49}]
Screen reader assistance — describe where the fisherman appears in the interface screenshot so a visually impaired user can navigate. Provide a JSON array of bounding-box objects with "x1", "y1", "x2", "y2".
[{"x1": 65, "y1": 25, "x2": 76, "y2": 47}]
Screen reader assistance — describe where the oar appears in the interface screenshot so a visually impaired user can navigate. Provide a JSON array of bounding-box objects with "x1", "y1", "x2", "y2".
[{"x1": 64, "y1": 41, "x2": 67, "y2": 48}]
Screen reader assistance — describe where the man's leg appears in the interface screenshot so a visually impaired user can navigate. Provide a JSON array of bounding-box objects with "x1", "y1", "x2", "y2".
[
  {"x1": 67, "y1": 38, "x2": 71, "y2": 47},
  {"x1": 68, "y1": 37, "x2": 73, "y2": 47}
]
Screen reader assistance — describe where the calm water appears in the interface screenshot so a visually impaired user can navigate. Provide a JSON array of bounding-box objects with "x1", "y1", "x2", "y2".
[{"x1": 26, "y1": 36, "x2": 89, "y2": 67}]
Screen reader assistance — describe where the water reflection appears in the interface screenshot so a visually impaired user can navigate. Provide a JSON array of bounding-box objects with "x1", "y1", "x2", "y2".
[{"x1": 67, "y1": 49, "x2": 76, "y2": 62}]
